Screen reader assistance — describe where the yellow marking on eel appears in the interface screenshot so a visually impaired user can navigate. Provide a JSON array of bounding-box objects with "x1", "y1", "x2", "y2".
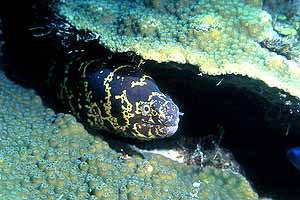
[
  {"x1": 148, "y1": 92, "x2": 166, "y2": 101},
  {"x1": 85, "y1": 102, "x2": 105, "y2": 128},
  {"x1": 102, "y1": 65, "x2": 131, "y2": 130},
  {"x1": 78, "y1": 59, "x2": 99, "y2": 78},
  {"x1": 132, "y1": 123, "x2": 156, "y2": 139},
  {"x1": 115, "y1": 90, "x2": 134, "y2": 131},
  {"x1": 135, "y1": 101, "x2": 143, "y2": 115},
  {"x1": 131, "y1": 74, "x2": 152, "y2": 88}
]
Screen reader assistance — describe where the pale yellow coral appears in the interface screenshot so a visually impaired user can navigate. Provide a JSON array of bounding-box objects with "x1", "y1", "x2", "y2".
[{"x1": 57, "y1": 0, "x2": 300, "y2": 97}]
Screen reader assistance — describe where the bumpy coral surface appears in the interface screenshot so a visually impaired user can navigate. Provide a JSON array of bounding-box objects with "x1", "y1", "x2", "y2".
[
  {"x1": 0, "y1": 70, "x2": 258, "y2": 199},
  {"x1": 56, "y1": 0, "x2": 300, "y2": 97}
]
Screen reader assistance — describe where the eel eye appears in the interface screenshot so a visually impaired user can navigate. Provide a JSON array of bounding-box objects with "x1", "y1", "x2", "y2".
[{"x1": 142, "y1": 104, "x2": 151, "y2": 115}]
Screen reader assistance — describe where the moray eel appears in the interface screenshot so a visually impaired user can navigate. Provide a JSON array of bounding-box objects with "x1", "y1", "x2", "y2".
[{"x1": 53, "y1": 59, "x2": 181, "y2": 140}]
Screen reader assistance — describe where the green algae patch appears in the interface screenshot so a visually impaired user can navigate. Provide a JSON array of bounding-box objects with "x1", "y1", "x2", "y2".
[
  {"x1": 0, "y1": 70, "x2": 259, "y2": 199},
  {"x1": 56, "y1": 0, "x2": 300, "y2": 97}
]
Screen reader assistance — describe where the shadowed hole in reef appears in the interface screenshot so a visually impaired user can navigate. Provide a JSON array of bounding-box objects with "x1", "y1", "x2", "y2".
[{"x1": 143, "y1": 62, "x2": 300, "y2": 200}]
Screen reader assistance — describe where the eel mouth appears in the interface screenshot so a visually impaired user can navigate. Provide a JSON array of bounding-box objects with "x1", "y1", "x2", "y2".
[
  {"x1": 159, "y1": 124, "x2": 179, "y2": 137},
  {"x1": 135, "y1": 108, "x2": 181, "y2": 138},
  {"x1": 137, "y1": 122, "x2": 179, "y2": 138}
]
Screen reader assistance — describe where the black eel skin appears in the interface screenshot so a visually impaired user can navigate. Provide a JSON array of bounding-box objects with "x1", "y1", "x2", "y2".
[{"x1": 49, "y1": 56, "x2": 180, "y2": 140}]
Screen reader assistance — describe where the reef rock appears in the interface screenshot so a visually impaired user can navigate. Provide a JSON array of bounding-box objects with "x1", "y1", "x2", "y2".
[{"x1": 56, "y1": 0, "x2": 300, "y2": 97}]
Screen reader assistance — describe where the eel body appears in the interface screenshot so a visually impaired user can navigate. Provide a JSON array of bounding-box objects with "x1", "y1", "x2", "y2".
[{"x1": 51, "y1": 57, "x2": 180, "y2": 140}]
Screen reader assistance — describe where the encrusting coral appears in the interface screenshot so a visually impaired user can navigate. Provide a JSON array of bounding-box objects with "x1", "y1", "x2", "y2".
[
  {"x1": 0, "y1": 70, "x2": 259, "y2": 199},
  {"x1": 56, "y1": 0, "x2": 300, "y2": 97}
]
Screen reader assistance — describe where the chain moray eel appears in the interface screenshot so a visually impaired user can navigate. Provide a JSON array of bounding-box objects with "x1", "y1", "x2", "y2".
[
  {"x1": 10, "y1": 13, "x2": 182, "y2": 140},
  {"x1": 50, "y1": 58, "x2": 181, "y2": 140}
]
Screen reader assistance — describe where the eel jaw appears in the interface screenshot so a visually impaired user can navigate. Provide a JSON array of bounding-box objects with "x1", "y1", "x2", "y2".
[
  {"x1": 136, "y1": 109, "x2": 180, "y2": 138},
  {"x1": 159, "y1": 124, "x2": 179, "y2": 137},
  {"x1": 135, "y1": 122, "x2": 179, "y2": 139}
]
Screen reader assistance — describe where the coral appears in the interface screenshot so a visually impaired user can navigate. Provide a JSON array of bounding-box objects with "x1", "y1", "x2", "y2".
[
  {"x1": 0, "y1": 70, "x2": 259, "y2": 199},
  {"x1": 290, "y1": 41, "x2": 300, "y2": 65},
  {"x1": 189, "y1": 13, "x2": 223, "y2": 42},
  {"x1": 56, "y1": 0, "x2": 300, "y2": 97},
  {"x1": 260, "y1": 35, "x2": 293, "y2": 58}
]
